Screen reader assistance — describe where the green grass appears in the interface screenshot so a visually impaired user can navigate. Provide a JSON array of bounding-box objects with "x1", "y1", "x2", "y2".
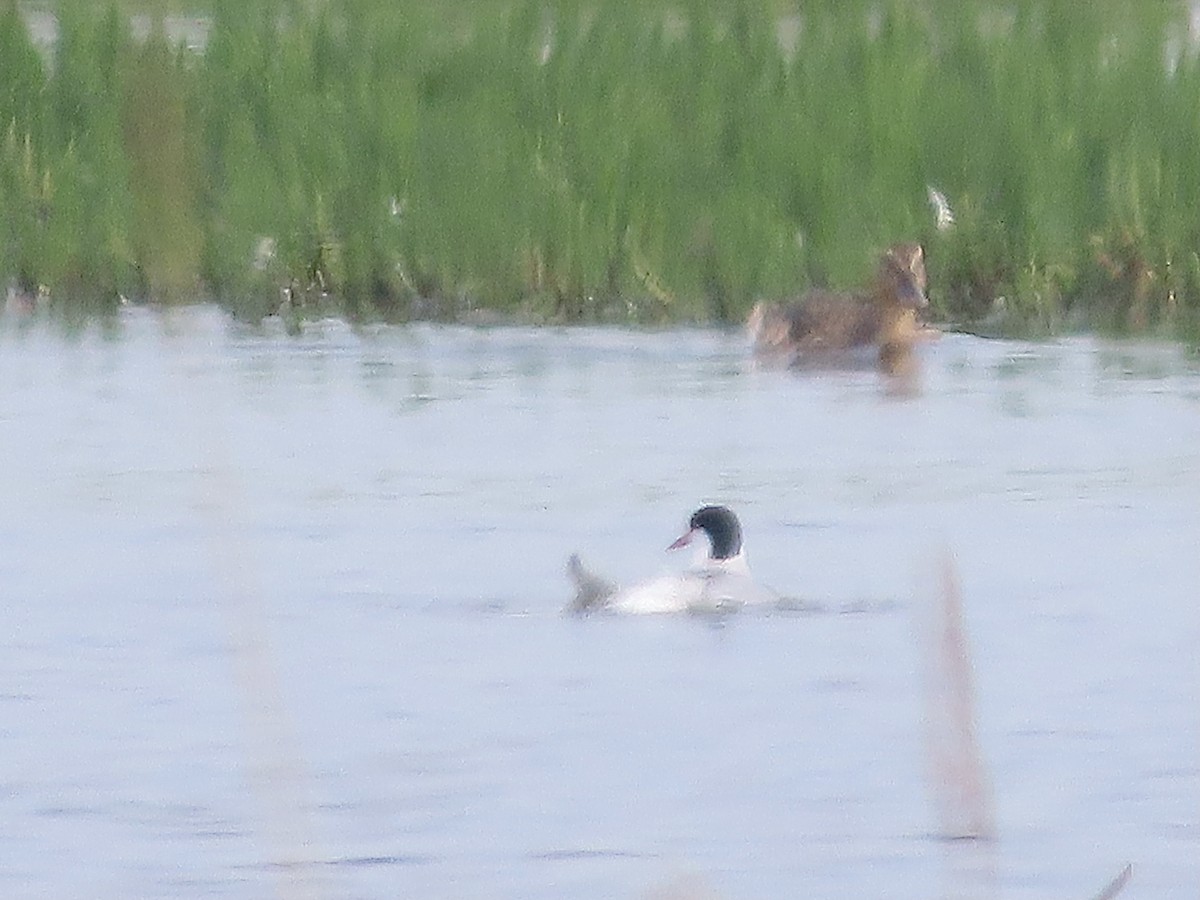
[{"x1": 3, "y1": 0, "x2": 1200, "y2": 335}]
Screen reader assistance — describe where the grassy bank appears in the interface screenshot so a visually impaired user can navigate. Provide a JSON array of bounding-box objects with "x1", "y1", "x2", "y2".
[{"x1": 2, "y1": 0, "x2": 1200, "y2": 335}]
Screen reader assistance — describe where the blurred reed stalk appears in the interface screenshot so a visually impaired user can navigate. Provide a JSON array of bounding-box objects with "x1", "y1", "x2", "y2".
[
  {"x1": 170, "y1": 321, "x2": 328, "y2": 899},
  {"x1": 920, "y1": 551, "x2": 995, "y2": 841},
  {"x1": 1, "y1": 1, "x2": 1199, "y2": 335},
  {"x1": 122, "y1": 13, "x2": 202, "y2": 302}
]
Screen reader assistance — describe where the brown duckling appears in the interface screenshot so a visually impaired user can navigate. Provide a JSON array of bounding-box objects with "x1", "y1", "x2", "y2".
[{"x1": 747, "y1": 242, "x2": 931, "y2": 373}]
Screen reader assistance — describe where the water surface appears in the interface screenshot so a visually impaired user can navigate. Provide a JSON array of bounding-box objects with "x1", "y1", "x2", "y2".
[{"x1": 1, "y1": 308, "x2": 1197, "y2": 899}]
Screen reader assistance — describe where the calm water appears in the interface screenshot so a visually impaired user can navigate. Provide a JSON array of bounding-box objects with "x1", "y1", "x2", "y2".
[{"x1": 1, "y1": 307, "x2": 1197, "y2": 900}]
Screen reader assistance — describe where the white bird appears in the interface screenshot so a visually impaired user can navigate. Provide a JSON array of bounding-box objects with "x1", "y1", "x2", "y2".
[
  {"x1": 567, "y1": 506, "x2": 777, "y2": 615},
  {"x1": 927, "y1": 186, "x2": 955, "y2": 231}
]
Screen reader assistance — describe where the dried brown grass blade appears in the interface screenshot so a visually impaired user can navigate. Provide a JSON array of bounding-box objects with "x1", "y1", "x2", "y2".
[
  {"x1": 1089, "y1": 863, "x2": 1132, "y2": 900},
  {"x1": 921, "y1": 550, "x2": 996, "y2": 840}
]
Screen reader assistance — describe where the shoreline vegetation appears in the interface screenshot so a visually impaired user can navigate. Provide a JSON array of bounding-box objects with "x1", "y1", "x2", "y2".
[{"x1": 3, "y1": 1, "x2": 1200, "y2": 338}]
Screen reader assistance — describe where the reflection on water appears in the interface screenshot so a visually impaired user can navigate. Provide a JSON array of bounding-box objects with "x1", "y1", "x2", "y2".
[{"x1": 0, "y1": 307, "x2": 1197, "y2": 899}]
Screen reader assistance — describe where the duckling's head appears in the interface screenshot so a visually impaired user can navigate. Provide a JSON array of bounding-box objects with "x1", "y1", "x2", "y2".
[
  {"x1": 668, "y1": 505, "x2": 744, "y2": 560},
  {"x1": 877, "y1": 243, "x2": 928, "y2": 310}
]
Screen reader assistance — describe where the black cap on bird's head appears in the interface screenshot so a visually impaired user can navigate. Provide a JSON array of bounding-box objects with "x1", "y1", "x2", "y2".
[{"x1": 668, "y1": 505, "x2": 743, "y2": 560}]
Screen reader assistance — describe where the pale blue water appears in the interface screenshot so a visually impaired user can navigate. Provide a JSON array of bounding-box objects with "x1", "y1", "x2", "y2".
[{"x1": 1, "y1": 307, "x2": 1197, "y2": 899}]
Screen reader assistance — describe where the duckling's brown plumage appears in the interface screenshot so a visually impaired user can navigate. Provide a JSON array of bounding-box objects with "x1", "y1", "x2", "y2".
[{"x1": 747, "y1": 242, "x2": 931, "y2": 373}]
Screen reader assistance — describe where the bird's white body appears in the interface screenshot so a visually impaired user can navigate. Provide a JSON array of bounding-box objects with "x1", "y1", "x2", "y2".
[{"x1": 604, "y1": 552, "x2": 776, "y2": 614}]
